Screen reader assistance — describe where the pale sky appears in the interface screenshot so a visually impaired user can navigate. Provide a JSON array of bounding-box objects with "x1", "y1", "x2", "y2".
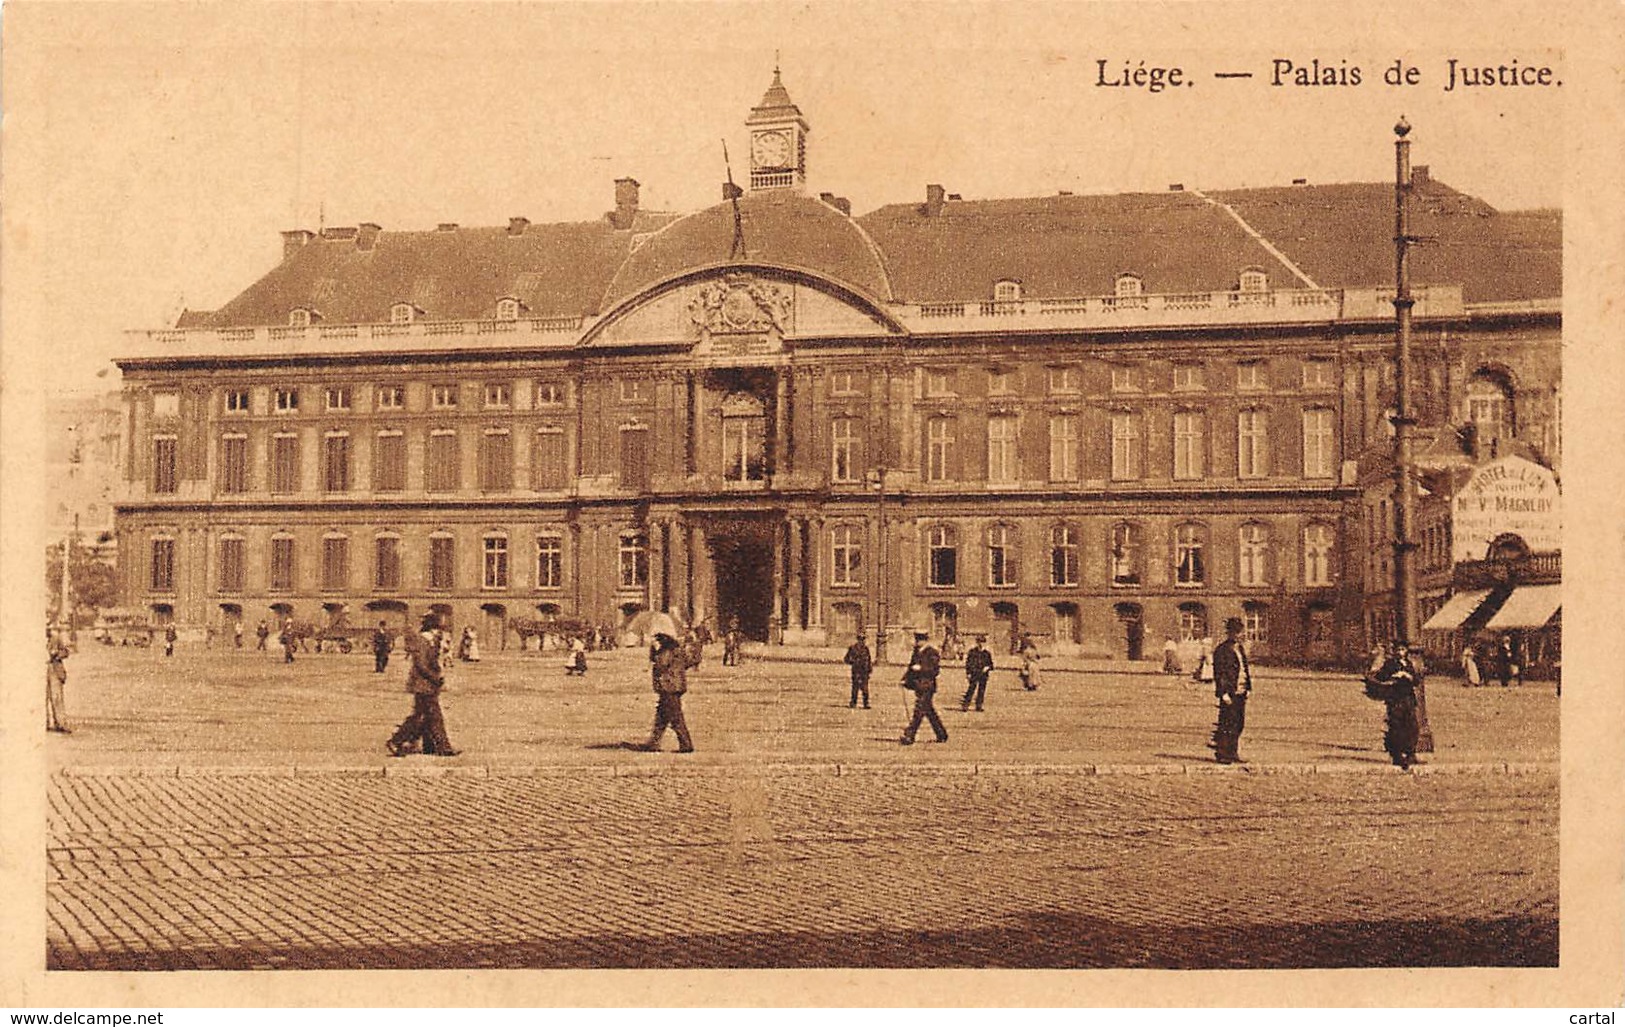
[{"x1": 4, "y1": 2, "x2": 1574, "y2": 396}]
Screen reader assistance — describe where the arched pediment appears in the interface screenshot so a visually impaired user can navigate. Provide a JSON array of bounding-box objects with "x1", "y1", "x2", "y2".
[{"x1": 581, "y1": 263, "x2": 906, "y2": 353}]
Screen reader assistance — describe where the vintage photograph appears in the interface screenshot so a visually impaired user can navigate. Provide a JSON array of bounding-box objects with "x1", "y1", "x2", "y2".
[{"x1": 7, "y1": 0, "x2": 1607, "y2": 998}]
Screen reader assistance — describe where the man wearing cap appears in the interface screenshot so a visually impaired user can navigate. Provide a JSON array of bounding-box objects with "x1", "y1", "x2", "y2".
[
  {"x1": 638, "y1": 613, "x2": 695, "y2": 753},
  {"x1": 1210, "y1": 617, "x2": 1252, "y2": 764},
  {"x1": 961, "y1": 634, "x2": 994, "y2": 712},
  {"x1": 843, "y1": 633, "x2": 872, "y2": 709},
  {"x1": 899, "y1": 630, "x2": 948, "y2": 745}
]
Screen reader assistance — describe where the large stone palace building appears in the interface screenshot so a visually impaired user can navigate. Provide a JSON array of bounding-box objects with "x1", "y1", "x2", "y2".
[{"x1": 112, "y1": 71, "x2": 1561, "y2": 661}]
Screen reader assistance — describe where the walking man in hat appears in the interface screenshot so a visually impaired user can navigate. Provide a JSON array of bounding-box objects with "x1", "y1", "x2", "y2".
[
  {"x1": 1210, "y1": 617, "x2": 1252, "y2": 764},
  {"x1": 843, "y1": 633, "x2": 872, "y2": 709},
  {"x1": 638, "y1": 613, "x2": 695, "y2": 753},
  {"x1": 961, "y1": 634, "x2": 994, "y2": 712},
  {"x1": 899, "y1": 629, "x2": 948, "y2": 745},
  {"x1": 372, "y1": 621, "x2": 393, "y2": 673},
  {"x1": 387, "y1": 613, "x2": 460, "y2": 757}
]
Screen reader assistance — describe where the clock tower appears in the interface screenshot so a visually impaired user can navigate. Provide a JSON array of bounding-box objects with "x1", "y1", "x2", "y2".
[{"x1": 746, "y1": 66, "x2": 808, "y2": 193}]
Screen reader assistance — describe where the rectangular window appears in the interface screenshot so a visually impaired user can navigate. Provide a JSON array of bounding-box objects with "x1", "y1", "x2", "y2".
[
  {"x1": 483, "y1": 383, "x2": 512, "y2": 408},
  {"x1": 322, "y1": 536, "x2": 349, "y2": 591},
  {"x1": 1111, "y1": 366, "x2": 1139, "y2": 392},
  {"x1": 829, "y1": 371, "x2": 859, "y2": 396},
  {"x1": 987, "y1": 526, "x2": 1016, "y2": 588},
  {"x1": 1302, "y1": 359, "x2": 1335, "y2": 390},
  {"x1": 152, "y1": 391, "x2": 180, "y2": 418},
  {"x1": 1048, "y1": 415, "x2": 1079, "y2": 482},
  {"x1": 1303, "y1": 409, "x2": 1336, "y2": 478},
  {"x1": 323, "y1": 433, "x2": 351, "y2": 492},
  {"x1": 928, "y1": 528, "x2": 957, "y2": 587},
  {"x1": 1304, "y1": 524, "x2": 1334, "y2": 587},
  {"x1": 830, "y1": 526, "x2": 862, "y2": 586},
  {"x1": 619, "y1": 534, "x2": 649, "y2": 588},
  {"x1": 480, "y1": 429, "x2": 514, "y2": 490},
  {"x1": 1173, "y1": 364, "x2": 1205, "y2": 391},
  {"x1": 152, "y1": 435, "x2": 178, "y2": 493},
  {"x1": 620, "y1": 428, "x2": 650, "y2": 490},
  {"x1": 926, "y1": 418, "x2": 954, "y2": 482},
  {"x1": 220, "y1": 435, "x2": 248, "y2": 493},
  {"x1": 376, "y1": 385, "x2": 405, "y2": 410},
  {"x1": 723, "y1": 417, "x2": 766, "y2": 481},
  {"x1": 987, "y1": 415, "x2": 1018, "y2": 482},
  {"x1": 431, "y1": 385, "x2": 458, "y2": 409},
  {"x1": 535, "y1": 535, "x2": 563, "y2": 589},
  {"x1": 534, "y1": 429, "x2": 568, "y2": 490},
  {"x1": 1111, "y1": 523, "x2": 1142, "y2": 586},
  {"x1": 225, "y1": 389, "x2": 250, "y2": 413},
  {"x1": 830, "y1": 418, "x2": 859, "y2": 483},
  {"x1": 426, "y1": 430, "x2": 459, "y2": 491},
  {"x1": 274, "y1": 388, "x2": 299, "y2": 413},
  {"x1": 270, "y1": 537, "x2": 295, "y2": 591},
  {"x1": 325, "y1": 387, "x2": 351, "y2": 412},
  {"x1": 1048, "y1": 366, "x2": 1081, "y2": 394},
  {"x1": 925, "y1": 369, "x2": 956, "y2": 397},
  {"x1": 1173, "y1": 411, "x2": 1205, "y2": 480},
  {"x1": 373, "y1": 431, "x2": 406, "y2": 491},
  {"x1": 428, "y1": 536, "x2": 455, "y2": 590},
  {"x1": 374, "y1": 536, "x2": 401, "y2": 590},
  {"x1": 1175, "y1": 527, "x2": 1206, "y2": 586},
  {"x1": 218, "y1": 537, "x2": 244, "y2": 592},
  {"x1": 1237, "y1": 361, "x2": 1266, "y2": 391},
  {"x1": 150, "y1": 538, "x2": 175, "y2": 591},
  {"x1": 1110, "y1": 412, "x2": 1141, "y2": 480},
  {"x1": 270, "y1": 433, "x2": 299, "y2": 493},
  {"x1": 988, "y1": 369, "x2": 1013, "y2": 396},
  {"x1": 483, "y1": 537, "x2": 509, "y2": 589},
  {"x1": 620, "y1": 380, "x2": 648, "y2": 403},
  {"x1": 535, "y1": 382, "x2": 565, "y2": 407},
  {"x1": 1237, "y1": 410, "x2": 1269, "y2": 479}
]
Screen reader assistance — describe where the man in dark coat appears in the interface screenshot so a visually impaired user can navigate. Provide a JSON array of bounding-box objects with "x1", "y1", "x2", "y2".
[
  {"x1": 843, "y1": 634, "x2": 872, "y2": 709},
  {"x1": 47, "y1": 628, "x2": 71, "y2": 733},
  {"x1": 960, "y1": 634, "x2": 994, "y2": 712},
  {"x1": 163, "y1": 623, "x2": 178, "y2": 658},
  {"x1": 256, "y1": 620, "x2": 270, "y2": 650},
  {"x1": 1210, "y1": 617, "x2": 1252, "y2": 764},
  {"x1": 899, "y1": 630, "x2": 948, "y2": 745},
  {"x1": 387, "y1": 614, "x2": 459, "y2": 757},
  {"x1": 638, "y1": 623, "x2": 695, "y2": 753},
  {"x1": 372, "y1": 621, "x2": 393, "y2": 673},
  {"x1": 1369, "y1": 641, "x2": 1423, "y2": 769}
]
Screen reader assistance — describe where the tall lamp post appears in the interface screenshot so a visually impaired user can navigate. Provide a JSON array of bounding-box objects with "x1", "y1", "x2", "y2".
[
  {"x1": 868, "y1": 465, "x2": 888, "y2": 664},
  {"x1": 1392, "y1": 117, "x2": 1433, "y2": 752}
]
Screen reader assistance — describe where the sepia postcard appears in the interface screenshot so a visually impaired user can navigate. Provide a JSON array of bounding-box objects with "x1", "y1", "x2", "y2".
[{"x1": 2, "y1": 0, "x2": 1621, "y2": 1009}]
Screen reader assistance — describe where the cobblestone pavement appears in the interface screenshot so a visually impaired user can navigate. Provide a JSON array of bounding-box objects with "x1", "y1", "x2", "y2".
[{"x1": 47, "y1": 769, "x2": 1557, "y2": 969}]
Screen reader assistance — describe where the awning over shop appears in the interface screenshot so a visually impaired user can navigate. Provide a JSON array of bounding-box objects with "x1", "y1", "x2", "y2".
[
  {"x1": 1483, "y1": 584, "x2": 1562, "y2": 630},
  {"x1": 1421, "y1": 589, "x2": 1496, "y2": 632}
]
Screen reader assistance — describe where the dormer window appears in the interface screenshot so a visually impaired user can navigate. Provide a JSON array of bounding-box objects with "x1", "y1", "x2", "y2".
[
  {"x1": 1114, "y1": 274, "x2": 1143, "y2": 299},
  {"x1": 1238, "y1": 268, "x2": 1269, "y2": 293},
  {"x1": 496, "y1": 298, "x2": 522, "y2": 322},
  {"x1": 993, "y1": 280, "x2": 1023, "y2": 303},
  {"x1": 390, "y1": 303, "x2": 417, "y2": 325},
  {"x1": 288, "y1": 308, "x2": 315, "y2": 328}
]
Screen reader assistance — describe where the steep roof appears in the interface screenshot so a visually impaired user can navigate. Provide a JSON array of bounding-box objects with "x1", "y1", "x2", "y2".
[
  {"x1": 601, "y1": 191, "x2": 893, "y2": 310},
  {"x1": 1209, "y1": 180, "x2": 1561, "y2": 304},
  {"x1": 199, "y1": 211, "x2": 680, "y2": 328},
  {"x1": 193, "y1": 176, "x2": 1559, "y2": 329},
  {"x1": 857, "y1": 190, "x2": 1304, "y2": 302}
]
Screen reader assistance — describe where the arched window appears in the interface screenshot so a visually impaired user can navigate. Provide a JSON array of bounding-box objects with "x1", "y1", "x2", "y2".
[
  {"x1": 374, "y1": 532, "x2": 402, "y2": 591},
  {"x1": 987, "y1": 523, "x2": 1017, "y2": 587},
  {"x1": 1178, "y1": 601, "x2": 1209, "y2": 642},
  {"x1": 269, "y1": 532, "x2": 296, "y2": 591},
  {"x1": 535, "y1": 533, "x2": 564, "y2": 589},
  {"x1": 496, "y1": 298, "x2": 521, "y2": 321},
  {"x1": 1050, "y1": 524, "x2": 1079, "y2": 587},
  {"x1": 1238, "y1": 522, "x2": 1272, "y2": 587},
  {"x1": 150, "y1": 534, "x2": 177, "y2": 592},
  {"x1": 288, "y1": 308, "x2": 312, "y2": 328},
  {"x1": 1238, "y1": 268, "x2": 1268, "y2": 293},
  {"x1": 321, "y1": 532, "x2": 350, "y2": 592},
  {"x1": 993, "y1": 279, "x2": 1022, "y2": 303},
  {"x1": 1241, "y1": 601, "x2": 1269, "y2": 646},
  {"x1": 1174, "y1": 523, "x2": 1207, "y2": 586},
  {"x1": 482, "y1": 533, "x2": 509, "y2": 589},
  {"x1": 1110, "y1": 522, "x2": 1142, "y2": 586},
  {"x1": 928, "y1": 524, "x2": 958, "y2": 587},
  {"x1": 1115, "y1": 273, "x2": 1143, "y2": 300},
  {"x1": 427, "y1": 531, "x2": 455, "y2": 590},
  {"x1": 390, "y1": 302, "x2": 416, "y2": 325},
  {"x1": 1304, "y1": 523, "x2": 1335, "y2": 587}
]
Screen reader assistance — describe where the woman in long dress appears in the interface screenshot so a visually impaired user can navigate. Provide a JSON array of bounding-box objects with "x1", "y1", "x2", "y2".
[{"x1": 1460, "y1": 644, "x2": 1481, "y2": 686}]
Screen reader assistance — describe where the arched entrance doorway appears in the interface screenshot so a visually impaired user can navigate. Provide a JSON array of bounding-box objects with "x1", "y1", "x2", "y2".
[
  {"x1": 991, "y1": 601, "x2": 1020, "y2": 655},
  {"x1": 704, "y1": 517, "x2": 776, "y2": 641},
  {"x1": 830, "y1": 601, "x2": 863, "y2": 642},
  {"x1": 1114, "y1": 602, "x2": 1144, "y2": 661},
  {"x1": 480, "y1": 602, "x2": 508, "y2": 652},
  {"x1": 363, "y1": 599, "x2": 409, "y2": 635}
]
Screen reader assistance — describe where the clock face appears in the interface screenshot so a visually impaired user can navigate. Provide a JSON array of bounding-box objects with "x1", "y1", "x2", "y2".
[{"x1": 752, "y1": 131, "x2": 791, "y2": 169}]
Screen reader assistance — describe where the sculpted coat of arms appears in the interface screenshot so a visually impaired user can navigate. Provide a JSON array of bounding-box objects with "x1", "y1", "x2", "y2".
[{"x1": 688, "y1": 275, "x2": 793, "y2": 336}]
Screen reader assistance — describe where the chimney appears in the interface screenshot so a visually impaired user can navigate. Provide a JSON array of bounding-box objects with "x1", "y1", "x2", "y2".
[
  {"x1": 281, "y1": 229, "x2": 315, "y2": 262},
  {"x1": 819, "y1": 191, "x2": 836, "y2": 205},
  {"x1": 356, "y1": 223, "x2": 382, "y2": 251},
  {"x1": 1291, "y1": 178, "x2": 1308, "y2": 186},
  {"x1": 834, "y1": 197, "x2": 851, "y2": 216},
  {"x1": 1168, "y1": 183, "x2": 1184, "y2": 192},
  {"x1": 436, "y1": 222, "x2": 459, "y2": 232},
  {"x1": 507, "y1": 216, "x2": 530, "y2": 236},
  {"x1": 923, "y1": 183, "x2": 946, "y2": 217},
  {"x1": 611, "y1": 177, "x2": 640, "y2": 229},
  {"x1": 1412, "y1": 165, "x2": 1431, "y2": 188},
  {"x1": 947, "y1": 193, "x2": 962, "y2": 201}
]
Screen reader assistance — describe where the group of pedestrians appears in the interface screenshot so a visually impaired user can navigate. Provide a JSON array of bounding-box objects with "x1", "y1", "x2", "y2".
[
  {"x1": 841, "y1": 628, "x2": 1041, "y2": 746},
  {"x1": 1459, "y1": 636, "x2": 1523, "y2": 689}
]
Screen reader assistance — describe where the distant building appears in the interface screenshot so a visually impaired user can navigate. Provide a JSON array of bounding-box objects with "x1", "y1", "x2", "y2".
[
  {"x1": 47, "y1": 391, "x2": 125, "y2": 555},
  {"x1": 112, "y1": 71, "x2": 1560, "y2": 657}
]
